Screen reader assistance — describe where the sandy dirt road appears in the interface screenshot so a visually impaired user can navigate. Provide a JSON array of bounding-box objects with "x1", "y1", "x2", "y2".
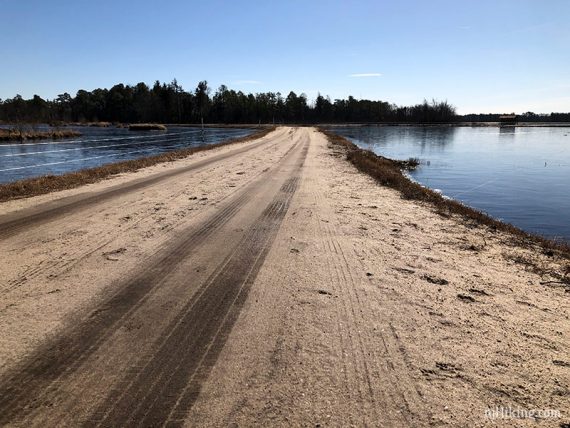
[{"x1": 0, "y1": 127, "x2": 568, "y2": 427}]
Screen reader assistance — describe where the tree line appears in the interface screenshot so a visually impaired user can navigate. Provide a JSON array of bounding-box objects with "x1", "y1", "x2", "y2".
[{"x1": 0, "y1": 79, "x2": 458, "y2": 125}]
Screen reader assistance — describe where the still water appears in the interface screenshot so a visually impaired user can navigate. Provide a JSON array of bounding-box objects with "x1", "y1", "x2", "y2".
[
  {"x1": 0, "y1": 126, "x2": 254, "y2": 184},
  {"x1": 328, "y1": 125, "x2": 570, "y2": 242}
]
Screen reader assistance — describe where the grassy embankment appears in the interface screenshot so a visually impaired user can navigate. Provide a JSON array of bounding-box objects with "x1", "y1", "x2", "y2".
[
  {"x1": 0, "y1": 126, "x2": 276, "y2": 202},
  {"x1": 0, "y1": 128, "x2": 81, "y2": 142},
  {"x1": 319, "y1": 128, "x2": 570, "y2": 268}
]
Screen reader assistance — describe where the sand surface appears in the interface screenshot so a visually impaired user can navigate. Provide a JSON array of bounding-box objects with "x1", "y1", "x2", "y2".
[{"x1": 0, "y1": 127, "x2": 568, "y2": 427}]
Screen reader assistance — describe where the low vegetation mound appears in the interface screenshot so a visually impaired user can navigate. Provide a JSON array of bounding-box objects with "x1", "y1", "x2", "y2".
[
  {"x1": 0, "y1": 128, "x2": 81, "y2": 142},
  {"x1": 86, "y1": 122, "x2": 112, "y2": 127},
  {"x1": 128, "y1": 123, "x2": 167, "y2": 131}
]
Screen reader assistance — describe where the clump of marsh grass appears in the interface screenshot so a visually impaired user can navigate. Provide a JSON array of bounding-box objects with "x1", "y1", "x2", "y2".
[
  {"x1": 128, "y1": 123, "x2": 167, "y2": 131},
  {"x1": 0, "y1": 128, "x2": 81, "y2": 142},
  {"x1": 87, "y1": 122, "x2": 112, "y2": 127}
]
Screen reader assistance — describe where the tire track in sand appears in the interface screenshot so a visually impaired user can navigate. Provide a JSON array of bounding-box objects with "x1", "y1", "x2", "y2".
[
  {"x1": 308, "y1": 136, "x2": 429, "y2": 426},
  {"x1": 27, "y1": 134, "x2": 306, "y2": 427},
  {"x1": 0, "y1": 189, "x2": 253, "y2": 425},
  {"x1": 86, "y1": 143, "x2": 308, "y2": 427}
]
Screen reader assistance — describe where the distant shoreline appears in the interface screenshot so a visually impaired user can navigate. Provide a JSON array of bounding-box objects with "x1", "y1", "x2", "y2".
[
  {"x1": 2, "y1": 121, "x2": 569, "y2": 129},
  {"x1": 322, "y1": 122, "x2": 570, "y2": 127}
]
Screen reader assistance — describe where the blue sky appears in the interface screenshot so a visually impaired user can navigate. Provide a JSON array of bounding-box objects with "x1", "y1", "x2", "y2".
[{"x1": 1, "y1": 0, "x2": 569, "y2": 114}]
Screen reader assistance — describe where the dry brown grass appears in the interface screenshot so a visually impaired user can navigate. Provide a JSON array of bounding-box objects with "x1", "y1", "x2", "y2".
[
  {"x1": 0, "y1": 129, "x2": 81, "y2": 142},
  {"x1": 0, "y1": 127, "x2": 276, "y2": 202},
  {"x1": 319, "y1": 128, "x2": 570, "y2": 259},
  {"x1": 128, "y1": 123, "x2": 167, "y2": 131}
]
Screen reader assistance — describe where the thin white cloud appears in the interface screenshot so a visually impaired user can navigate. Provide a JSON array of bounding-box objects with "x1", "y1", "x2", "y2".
[
  {"x1": 233, "y1": 80, "x2": 262, "y2": 85},
  {"x1": 349, "y1": 73, "x2": 382, "y2": 78}
]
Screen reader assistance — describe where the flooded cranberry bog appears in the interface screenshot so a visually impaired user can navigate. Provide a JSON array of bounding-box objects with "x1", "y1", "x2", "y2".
[
  {"x1": 326, "y1": 125, "x2": 570, "y2": 242},
  {"x1": 0, "y1": 125, "x2": 254, "y2": 183}
]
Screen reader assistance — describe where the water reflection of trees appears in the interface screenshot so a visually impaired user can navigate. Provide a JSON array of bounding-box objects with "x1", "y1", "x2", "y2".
[
  {"x1": 414, "y1": 126, "x2": 456, "y2": 152},
  {"x1": 386, "y1": 126, "x2": 456, "y2": 155},
  {"x1": 338, "y1": 125, "x2": 457, "y2": 157}
]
